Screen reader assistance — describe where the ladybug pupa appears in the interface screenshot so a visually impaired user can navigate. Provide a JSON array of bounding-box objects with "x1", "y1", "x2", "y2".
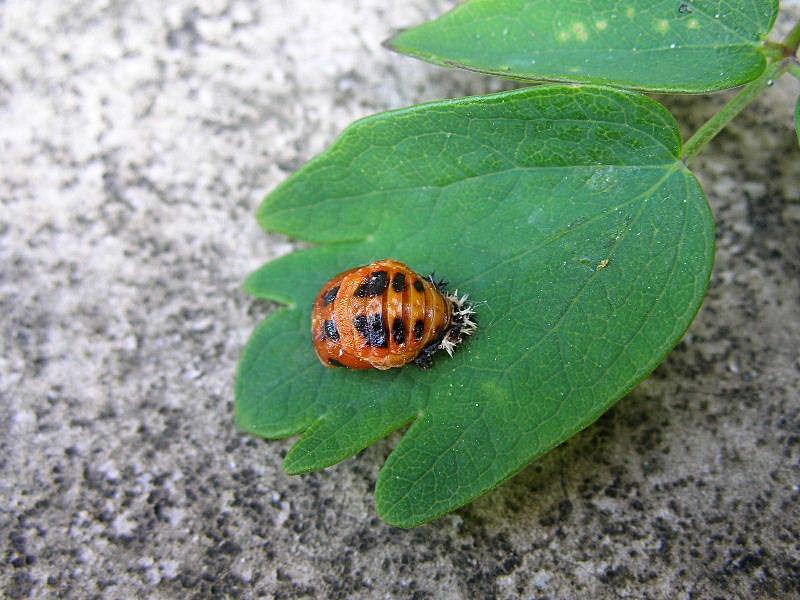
[{"x1": 311, "y1": 259, "x2": 476, "y2": 370}]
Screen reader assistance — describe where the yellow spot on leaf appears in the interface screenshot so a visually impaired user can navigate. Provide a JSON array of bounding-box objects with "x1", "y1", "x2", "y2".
[
  {"x1": 558, "y1": 30, "x2": 571, "y2": 42},
  {"x1": 595, "y1": 20, "x2": 608, "y2": 31},
  {"x1": 572, "y1": 22, "x2": 589, "y2": 42},
  {"x1": 626, "y1": 7, "x2": 635, "y2": 18},
  {"x1": 687, "y1": 18, "x2": 699, "y2": 29},
  {"x1": 655, "y1": 19, "x2": 670, "y2": 33}
]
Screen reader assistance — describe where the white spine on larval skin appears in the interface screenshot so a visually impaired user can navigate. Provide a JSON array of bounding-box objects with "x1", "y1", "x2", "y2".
[{"x1": 439, "y1": 290, "x2": 477, "y2": 356}]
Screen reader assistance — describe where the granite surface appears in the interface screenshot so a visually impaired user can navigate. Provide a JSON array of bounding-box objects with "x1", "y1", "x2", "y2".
[{"x1": 2, "y1": 1, "x2": 799, "y2": 598}]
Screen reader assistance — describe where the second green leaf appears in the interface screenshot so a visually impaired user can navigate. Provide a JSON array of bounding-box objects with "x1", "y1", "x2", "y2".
[{"x1": 388, "y1": 0, "x2": 779, "y2": 93}]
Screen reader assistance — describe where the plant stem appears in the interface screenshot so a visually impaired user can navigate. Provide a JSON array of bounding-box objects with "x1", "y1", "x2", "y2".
[
  {"x1": 762, "y1": 40, "x2": 789, "y2": 59},
  {"x1": 682, "y1": 60, "x2": 789, "y2": 164},
  {"x1": 683, "y1": 17, "x2": 800, "y2": 162},
  {"x1": 783, "y1": 20, "x2": 800, "y2": 53}
]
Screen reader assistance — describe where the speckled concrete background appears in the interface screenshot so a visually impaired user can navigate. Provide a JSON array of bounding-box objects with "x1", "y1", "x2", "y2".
[{"x1": 2, "y1": 1, "x2": 799, "y2": 598}]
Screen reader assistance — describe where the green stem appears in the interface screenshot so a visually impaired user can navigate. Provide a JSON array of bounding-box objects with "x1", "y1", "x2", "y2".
[
  {"x1": 682, "y1": 60, "x2": 789, "y2": 164},
  {"x1": 783, "y1": 20, "x2": 800, "y2": 53},
  {"x1": 762, "y1": 40, "x2": 789, "y2": 59}
]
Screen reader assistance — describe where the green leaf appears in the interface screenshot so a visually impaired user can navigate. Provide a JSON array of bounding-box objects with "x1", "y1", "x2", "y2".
[
  {"x1": 236, "y1": 85, "x2": 714, "y2": 527},
  {"x1": 386, "y1": 0, "x2": 779, "y2": 93}
]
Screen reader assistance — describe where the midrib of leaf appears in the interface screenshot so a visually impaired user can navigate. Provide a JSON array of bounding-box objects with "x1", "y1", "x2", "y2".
[
  {"x1": 266, "y1": 164, "x2": 673, "y2": 227},
  {"x1": 502, "y1": 43, "x2": 756, "y2": 54}
]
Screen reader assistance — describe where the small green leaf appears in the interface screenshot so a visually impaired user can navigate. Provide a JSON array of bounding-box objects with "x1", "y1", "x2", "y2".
[
  {"x1": 387, "y1": 0, "x2": 779, "y2": 93},
  {"x1": 236, "y1": 85, "x2": 714, "y2": 527}
]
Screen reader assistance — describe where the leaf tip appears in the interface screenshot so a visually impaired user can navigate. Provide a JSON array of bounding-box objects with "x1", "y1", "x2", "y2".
[
  {"x1": 255, "y1": 200, "x2": 275, "y2": 232},
  {"x1": 381, "y1": 29, "x2": 407, "y2": 53},
  {"x1": 374, "y1": 469, "x2": 443, "y2": 529},
  {"x1": 242, "y1": 272, "x2": 261, "y2": 296}
]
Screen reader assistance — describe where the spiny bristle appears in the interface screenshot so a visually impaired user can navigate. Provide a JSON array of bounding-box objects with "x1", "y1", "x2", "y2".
[
  {"x1": 438, "y1": 289, "x2": 477, "y2": 355},
  {"x1": 440, "y1": 336, "x2": 457, "y2": 356}
]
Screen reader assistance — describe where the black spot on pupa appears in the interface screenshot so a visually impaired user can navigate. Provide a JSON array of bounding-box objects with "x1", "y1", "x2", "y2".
[
  {"x1": 353, "y1": 314, "x2": 388, "y2": 347},
  {"x1": 368, "y1": 313, "x2": 388, "y2": 348},
  {"x1": 328, "y1": 358, "x2": 344, "y2": 367},
  {"x1": 392, "y1": 318, "x2": 406, "y2": 345},
  {"x1": 353, "y1": 315, "x2": 368, "y2": 338},
  {"x1": 355, "y1": 271, "x2": 389, "y2": 297},
  {"x1": 413, "y1": 319, "x2": 425, "y2": 341},
  {"x1": 392, "y1": 272, "x2": 406, "y2": 292},
  {"x1": 323, "y1": 320, "x2": 340, "y2": 341},
  {"x1": 413, "y1": 279, "x2": 424, "y2": 292},
  {"x1": 322, "y1": 286, "x2": 339, "y2": 306}
]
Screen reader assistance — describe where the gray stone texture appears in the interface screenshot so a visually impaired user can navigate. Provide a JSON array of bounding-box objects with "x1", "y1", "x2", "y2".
[{"x1": 2, "y1": 1, "x2": 799, "y2": 598}]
